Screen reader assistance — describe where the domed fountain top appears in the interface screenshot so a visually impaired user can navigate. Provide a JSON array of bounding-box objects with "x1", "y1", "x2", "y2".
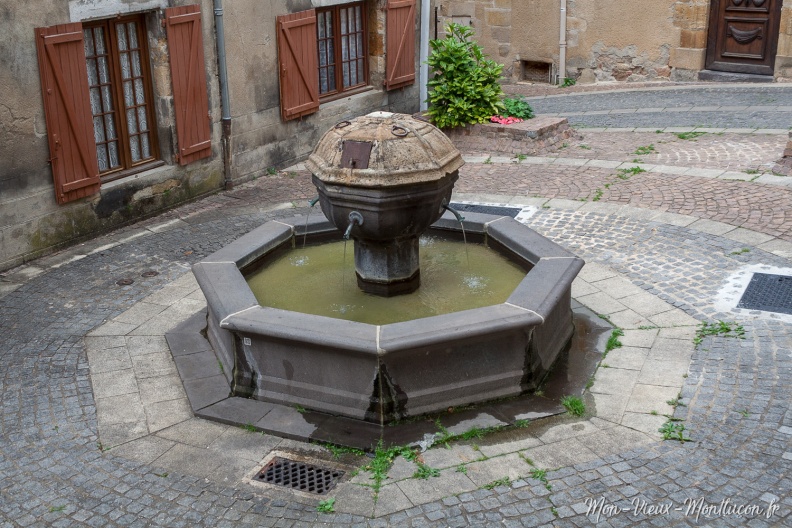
[{"x1": 305, "y1": 112, "x2": 463, "y2": 187}]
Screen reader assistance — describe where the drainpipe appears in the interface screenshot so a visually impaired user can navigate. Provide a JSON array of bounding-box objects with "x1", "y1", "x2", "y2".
[
  {"x1": 558, "y1": 0, "x2": 567, "y2": 85},
  {"x1": 214, "y1": 0, "x2": 233, "y2": 190},
  {"x1": 419, "y1": 0, "x2": 431, "y2": 112}
]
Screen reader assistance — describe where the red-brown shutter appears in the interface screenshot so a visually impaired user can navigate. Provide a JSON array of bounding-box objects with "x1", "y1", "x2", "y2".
[
  {"x1": 385, "y1": 0, "x2": 416, "y2": 90},
  {"x1": 277, "y1": 10, "x2": 320, "y2": 121},
  {"x1": 166, "y1": 5, "x2": 212, "y2": 165},
  {"x1": 35, "y1": 23, "x2": 101, "y2": 205}
]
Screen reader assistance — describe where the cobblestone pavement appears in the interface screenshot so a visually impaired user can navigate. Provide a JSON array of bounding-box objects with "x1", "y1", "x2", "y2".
[{"x1": 1, "y1": 83, "x2": 791, "y2": 527}]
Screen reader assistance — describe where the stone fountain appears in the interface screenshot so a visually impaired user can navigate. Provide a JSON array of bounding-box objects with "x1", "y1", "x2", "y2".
[{"x1": 191, "y1": 112, "x2": 586, "y2": 444}]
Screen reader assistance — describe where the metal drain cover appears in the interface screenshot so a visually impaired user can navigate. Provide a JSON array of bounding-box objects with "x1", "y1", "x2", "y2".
[
  {"x1": 253, "y1": 457, "x2": 343, "y2": 495},
  {"x1": 737, "y1": 273, "x2": 792, "y2": 315},
  {"x1": 449, "y1": 203, "x2": 521, "y2": 218}
]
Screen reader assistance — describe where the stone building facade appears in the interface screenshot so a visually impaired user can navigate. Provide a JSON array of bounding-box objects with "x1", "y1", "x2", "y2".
[
  {"x1": 0, "y1": 0, "x2": 423, "y2": 271},
  {"x1": 435, "y1": 0, "x2": 792, "y2": 83}
]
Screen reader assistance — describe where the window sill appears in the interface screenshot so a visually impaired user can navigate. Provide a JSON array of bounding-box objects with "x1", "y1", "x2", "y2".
[
  {"x1": 100, "y1": 162, "x2": 174, "y2": 194},
  {"x1": 100, "y1": 160, "x2": 166, "y2": 185},
  {"x1": 319, "y1": 85, "x2": 375, "y2": 105}
]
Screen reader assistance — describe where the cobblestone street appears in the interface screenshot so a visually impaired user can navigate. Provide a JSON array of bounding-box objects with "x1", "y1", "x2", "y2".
[{"x1": 1, "y1": 83, "x2": 791, "y2": 527}]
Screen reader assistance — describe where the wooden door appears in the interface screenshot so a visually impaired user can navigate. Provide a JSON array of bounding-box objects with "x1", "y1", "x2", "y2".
[{"x1": 706, "y1": 0, "x2": 783, "y2": 75}]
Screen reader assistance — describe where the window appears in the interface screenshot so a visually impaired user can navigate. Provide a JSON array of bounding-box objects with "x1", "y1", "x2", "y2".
[
  {"x1": 36, "y1": 5, "x2": 211, "y2": 204},
  {"x1": 83, "y1": 15, "x2": 158, "y2": 179},
  {"x1": 316, "y1": 2, "x2": 368, "y2": 97},
  {"x1": 276, "y1": 0, "x2": 415, "y2": 122}
]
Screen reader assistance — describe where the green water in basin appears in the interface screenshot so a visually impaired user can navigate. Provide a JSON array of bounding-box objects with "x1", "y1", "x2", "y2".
[{"x1": 246, "y1": 236, "x2": 526, "y2": 325}]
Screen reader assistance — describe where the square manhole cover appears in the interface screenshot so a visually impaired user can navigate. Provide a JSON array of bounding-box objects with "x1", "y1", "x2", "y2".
[
  {"x1": 737, "y1": 273, "x2": 792, "y2": 315},
  {"x1": 449, "y1": 203, "x2": 521, "y2": 218},
  {"x1": 253, "y1": 457, "x2": 344, "y2": 495}
]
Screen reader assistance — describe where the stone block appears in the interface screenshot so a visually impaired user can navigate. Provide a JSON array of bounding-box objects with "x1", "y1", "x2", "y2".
[
  {"x1": 670, "y1": 47, "x2": 706, "y2": 70},
  {"x1": 156, "y1": 418, "x2": 228, "y2": 448}
]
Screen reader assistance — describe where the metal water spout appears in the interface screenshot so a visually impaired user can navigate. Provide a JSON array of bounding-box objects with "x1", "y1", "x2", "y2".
[
  {"x1": 442, "y1": 204, "x2": 465, "y2": 223},
  {"x1": 344, "y1": 211, "x2": 364, "y2": 240}
]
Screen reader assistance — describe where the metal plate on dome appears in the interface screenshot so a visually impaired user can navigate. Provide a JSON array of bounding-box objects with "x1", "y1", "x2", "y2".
[{"x1": 340, "y1": 140, "x2": 372, "y2": 169}]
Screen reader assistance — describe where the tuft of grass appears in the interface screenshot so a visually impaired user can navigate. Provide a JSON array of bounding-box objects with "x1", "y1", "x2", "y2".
[
  {"x1": 592, "y1": 188, "x2": 604, "y2": 202},
  {"x1": 737, "y1": 409, "x2": 750, "y2": 417},
  {"x1": 730, "y1": 248, "x2": 750, "y2": 255},
  {"x1": 659, "y1": 421, "x2": 692, "y2": 442},
  {"x1": 317, "y1": 498, "x2": 336, "y2": 513},
  {"x1": 513, "y1": 153, "x2": 528, "y2": 163},
  {"x1": 49, "y1": 506, "x2": 66, "y2": 513},
  {"x1": 693, "y1": 321, "x2": 745, "y2": 346},
  {"x1": 484, "y1": 156, "x2": 492, "y2": 164},
  {"x1": 218, "y1": 360, "x2": 224, "y2": 374},
  {"x1": 514, "y1": 419, "x2": 530, "y2": 428},
  {"x1": 362, "y1": 442, "x2": 418, "y2": 496},
  {"x1": 605, "y1": 328, "x2": 624, "y2": 354},
  {"x1": 561, "y1": 395, "x2": 586, "y2": 417},
  {"x1": 295, "y1": 405, "x2": 306, "y2": 414},
  {"x1": 413, "y1": 463, "x2": 441, "y2": 479},
  {"x1": 456, "y1": 464, "x2": 468, "y2": 474},
  {"x1": 561, "y1": 77, "x2": 576, "y2": 88},
  {"x1": 154, "y1": 472, "x2": 168, "y2": 478},
  {"x1": 483, "y1": 476, "x2": 511, "y2": 489},
  {"x1": 616, "y1": 166, "x2": 646, "y2": 180},
  {"x1": 267, "y1": 167, "x2": 278, "y2": 175},
  {"x1": 675, "y1": 131, "x2": 706, "y2": 140},
  {"x1": 634, "y1": 144, "x2": 656, "y2": 155},
  {"x1": 579, "y1": 144, "x2": 592, "y2": 150},
  {"x1": 322, "y1": 443, "x2": 366, "y2": 459},
  {"x1": 240, "y1": 423, "x2": 257, "y2": 433}
]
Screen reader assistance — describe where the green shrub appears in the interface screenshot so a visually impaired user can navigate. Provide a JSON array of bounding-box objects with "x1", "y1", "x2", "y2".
[
  {"x1": 501, "y1": 96, "x2": 534, "y2": 119},
  {"x1": 426, "y1": 24, "x2": 505, "y2": 128}
]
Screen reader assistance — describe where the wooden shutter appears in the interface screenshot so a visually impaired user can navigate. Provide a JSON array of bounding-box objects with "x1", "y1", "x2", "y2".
[
  {"x1": 277, "y1": 10, "x2": 320, "y2": 121},
  {"x1": 385, "y1": 0, "x2": 416, "y2": 90},
  {"x1": 166, "y1": 5, "x2": 212, "y2": 165},
  {"x1": 35, "y1": 23, "x2": 101, "y2": 205}
]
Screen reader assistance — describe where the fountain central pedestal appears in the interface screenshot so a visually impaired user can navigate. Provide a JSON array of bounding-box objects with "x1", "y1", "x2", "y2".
[{"x1": 306, "y1": 112, "x2": 463, "y2": 296}]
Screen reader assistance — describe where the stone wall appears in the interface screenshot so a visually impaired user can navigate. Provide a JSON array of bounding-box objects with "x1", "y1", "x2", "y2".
[{"x1": 435, "y1": 0, "x2": 792, "y2": 83}]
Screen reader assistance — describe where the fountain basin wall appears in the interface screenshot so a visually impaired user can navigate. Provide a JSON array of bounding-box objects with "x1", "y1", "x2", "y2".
[{"x1": 193, "y1": 212, "x2": 583, "y2": 424}]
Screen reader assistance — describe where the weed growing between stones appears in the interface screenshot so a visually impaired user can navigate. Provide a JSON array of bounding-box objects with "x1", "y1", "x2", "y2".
[{"x1": 561, "y1": 395, "x2": 586, "y2": 416}]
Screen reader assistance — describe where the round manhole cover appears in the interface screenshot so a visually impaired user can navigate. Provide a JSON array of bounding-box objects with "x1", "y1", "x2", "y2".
[
  {"x1": 141, "y1": 270, "x2": 159, "y2": 278},
  {"x1": 116, "y1": 278, "x2": 134, "y2": 286}
]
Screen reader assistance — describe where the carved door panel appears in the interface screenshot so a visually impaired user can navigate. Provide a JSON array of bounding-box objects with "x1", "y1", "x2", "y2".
[{"x1": 706, "y1": 0, "x2": 783, "y2": 75}]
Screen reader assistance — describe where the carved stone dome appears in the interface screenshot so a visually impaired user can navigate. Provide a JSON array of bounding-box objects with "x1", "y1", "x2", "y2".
[{"x1": 305, "y1": 112, "x2": 464, "y2": 187}]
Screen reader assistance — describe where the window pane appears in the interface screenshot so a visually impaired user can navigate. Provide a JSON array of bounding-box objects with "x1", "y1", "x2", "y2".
[
  {"x1": 94, "y1": 27, "x2": 105, "y2": 54},
  {"x1": 117, "y1": 23, "x2": 128, "y2": 51},
  {"x1": 105, "y1": 114, "x2": 117, "y2": 141},
  {"x1": 98, "y1": 56, "x2": 110, "y2": 84},
  {"x1": 141, "y1": 133, "x2": 151, "y2": 159},
  {"x1": 328, "y1": 65, "x2": 336, "y2": 91},
  {"x1": 127, "y1": 108, "x2": 138, "y2": 134},
  {"x1": 101, "y1": 85, "x2": 113, "y2": 112},
  {"x1": 134, "y1": 78, "x2": 145, "y2": 105},
  {"x1": 355, "y1": 6, "x2": 362, "y2": 33},
  {"x1": 130, "y1": 135, "x2": 140, "y2": 162},
  {"x1": 357, "y1": 33, "x2": 364, "y2": 60},
  {"x1": 86, "y1": 58, "x2": 98, "y2": 85},
  {"x1": 97, "y1": 144, "x2": 108, "y2": 171},
  {"x1": 318, "y1": 13, "x2": 326, "y2": 39},
  {"x1": 319, "y1": 68, "x2": 328, "y2": 94},
  {"x1": 123, "y1": 80, "x2": 134, "y2": 108},
  {"x1": 340, "y1": 8, "x2": 347, "y2": 35},
  {"x1": 127, "y1": 22, "x2": 138, "y2": 49},
  {"x1": 357, "y1": 58, "x2": 364, "y2": 85},
  {"x1": 93, "y1": 116, "x2": 106, "y2": 143},
  {"x1": 342, "y1": 35, "x2": 348, "y2": 61},
  {"x1": 343, "y1": 62, "x2": 349, "y2": 88},
  {"x1": 319, "y1": 40, "x2": 327, "y2": 67},
  {"x1": 120, "y1": 53, "x2": 131, "y2": 79},
  {"x1": 137, "y1": 107, "x2": 148, "y2": 132},
  {"x1": 131, "y1": 50, "x2": 141, "y2": 77},
  {"x1": 89, "y1": 87, "x2": 102, "y2": 115},
  {"x1": 108, "y1": 142, "x2": 120, "y2": 168},
  {"x1": 83, "y1": 29, "x2": 95, "y2": 56}
]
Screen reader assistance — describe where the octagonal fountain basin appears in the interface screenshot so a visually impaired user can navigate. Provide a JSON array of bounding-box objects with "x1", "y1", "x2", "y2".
[{"x1": 192, "y1": 210, "x2": 584, "y2": 438}]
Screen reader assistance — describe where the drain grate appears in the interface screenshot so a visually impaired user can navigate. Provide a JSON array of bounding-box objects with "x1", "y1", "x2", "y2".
[
  {"x1": 449, "y1": 203, "x2": 521, "y2": 218},
  {"x1": 253, "y1": 457, "x2": 344, "y2": 495},
  {"x1": 737, "y1": 273, "x2": 792, "y2": 315}
]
